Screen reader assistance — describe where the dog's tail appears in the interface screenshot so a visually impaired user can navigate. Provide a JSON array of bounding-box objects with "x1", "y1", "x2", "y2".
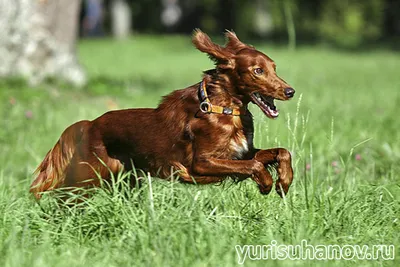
[{"x1": 30, "y1": 120, "x2": 91, "y2": 199}]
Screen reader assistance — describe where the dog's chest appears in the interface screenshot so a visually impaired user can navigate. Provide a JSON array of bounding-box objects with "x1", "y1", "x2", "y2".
[
  {"x1": 229, "y1": 131, "x2": 249, "y2": 159},
  {"x1": 230, "y1": 111, "x2": 255, "y2": 159}
]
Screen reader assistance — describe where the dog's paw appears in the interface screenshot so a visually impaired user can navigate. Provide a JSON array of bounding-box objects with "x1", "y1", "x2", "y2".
[{"x1": 275, "y1": 181, "x2": 290, "y2": 198}]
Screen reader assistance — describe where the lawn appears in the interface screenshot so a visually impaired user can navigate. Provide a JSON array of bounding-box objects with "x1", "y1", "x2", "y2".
[{"x1": 0, "y1": 35, "x2": 399, "y2": 267}]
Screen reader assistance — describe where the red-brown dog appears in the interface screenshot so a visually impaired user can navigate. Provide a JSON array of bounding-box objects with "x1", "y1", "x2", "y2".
[{"x1": 30, "y1": 30, "x2": 295, "y2": 199}]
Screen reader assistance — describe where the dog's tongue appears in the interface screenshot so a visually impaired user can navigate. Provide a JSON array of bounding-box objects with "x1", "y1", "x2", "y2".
[
  {"x1": 251, "y1": 92, "x2": 279, "y2": 119},
  {"x1": 266, "y1": 105, "x2": 279, "y2": 118},
  {"x1": 262, "y1": 96, "x2": 279, "y2": 118}
]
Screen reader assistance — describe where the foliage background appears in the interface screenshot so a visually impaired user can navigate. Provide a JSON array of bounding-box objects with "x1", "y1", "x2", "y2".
[{"x1": 113, "y1": 0, "x2": 400, "y2": 49}]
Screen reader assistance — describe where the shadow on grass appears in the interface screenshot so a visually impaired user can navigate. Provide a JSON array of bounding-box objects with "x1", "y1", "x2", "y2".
[{"x1": 0, "y1": 75, "x2": 169, "y2": 97}]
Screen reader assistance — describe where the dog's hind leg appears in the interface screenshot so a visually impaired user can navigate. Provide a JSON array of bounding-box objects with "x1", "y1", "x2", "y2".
[{"x1": 63, "y1": 130, "x2": 124, "y2": 190}]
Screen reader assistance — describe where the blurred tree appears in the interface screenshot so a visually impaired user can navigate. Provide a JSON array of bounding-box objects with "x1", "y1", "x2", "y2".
[
  {"x1": 318, "y1": 0, "x2": 384, "y2": 48},
  {"x1": 129, "y1": 0, "x2": 163, "y2": 32},
  {"x1": 384, "y1": 0, "x2": 400, "y2": 41},
  {"x1": 283, "y1": 0, "x2": 296, "y2": 50},
  {"x1": 254, "y1": 0, "x2": 274, "y2": 37},
  {"x1": 161, "y1": 0, "x2": 182, "y2": 31},
  {"x1": 200, "y1": 0, "x2": 220, "y2": 33},
  {"x1": 111, "y1": 0, "x2": 131, "y2": 38},
  {"x1": 0, "y1": 0, "x2": 86, "y2": 86},
  {"x1": 234, "y1": 0, "x2": 257, "y2": 38}
]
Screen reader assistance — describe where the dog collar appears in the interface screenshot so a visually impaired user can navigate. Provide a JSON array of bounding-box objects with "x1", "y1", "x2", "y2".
[{"x1": 198, "y1": 79, "x2": 246, "y2": 116}]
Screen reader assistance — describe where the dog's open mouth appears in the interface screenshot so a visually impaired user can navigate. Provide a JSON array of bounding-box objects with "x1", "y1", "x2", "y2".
[{"x1": 250, "y1": 92, "x2": 279, "y2": 119}]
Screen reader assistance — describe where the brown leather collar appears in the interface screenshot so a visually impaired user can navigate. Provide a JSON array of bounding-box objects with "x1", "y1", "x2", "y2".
[{"x1": 198, "y1": 79, "x2": 246, "y2": 116}]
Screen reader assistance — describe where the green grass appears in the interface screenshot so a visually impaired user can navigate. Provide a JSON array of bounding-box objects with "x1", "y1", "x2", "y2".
[{"x1": 1, "y1": 35, "x2": 399, "y2": 267}]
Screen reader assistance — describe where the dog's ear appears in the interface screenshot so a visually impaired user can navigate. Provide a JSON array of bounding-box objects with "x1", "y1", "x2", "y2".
[
  {"x1": 192, "y1": 29, "x2": 235, "y2": 69},
  {"x1": 225, "y1": 30, "x2": 251, "y2": 53}
]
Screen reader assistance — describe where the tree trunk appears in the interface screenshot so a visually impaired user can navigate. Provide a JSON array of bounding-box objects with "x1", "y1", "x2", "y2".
[
  {"x1": 111, "y1": 0, "x2": 131, "y2": 39},
  {"x1": 0, "y1": 0, "x2": 86, "y2": 86}
]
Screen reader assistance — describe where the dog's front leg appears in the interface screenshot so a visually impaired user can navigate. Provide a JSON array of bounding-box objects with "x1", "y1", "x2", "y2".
[
  {"x1": 192, "y1": 157, "x2": 273, "y2": 194},
  {"x1": 250, "y1": 148, "x2": 294, "y2": 197}
]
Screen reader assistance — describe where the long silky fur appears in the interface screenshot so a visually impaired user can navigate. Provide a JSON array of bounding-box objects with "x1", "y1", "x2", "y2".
[{"x1": 30, "y1": 120, "x2": 89, "y2": 199}]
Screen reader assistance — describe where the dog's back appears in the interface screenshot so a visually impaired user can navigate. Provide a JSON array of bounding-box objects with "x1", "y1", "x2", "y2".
[{"x1": 91, "y1": 86, "x2": 200, "y2": 177}]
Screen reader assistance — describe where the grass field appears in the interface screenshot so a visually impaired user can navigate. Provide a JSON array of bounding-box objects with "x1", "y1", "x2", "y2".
[{"x1": 0, "y1": 35, "x2": 399, "y2": 267}]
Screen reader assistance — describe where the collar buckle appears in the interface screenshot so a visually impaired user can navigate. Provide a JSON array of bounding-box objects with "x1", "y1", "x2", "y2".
[{"x1": 199, "y1": 101, "x2": 212, "y2": 113}]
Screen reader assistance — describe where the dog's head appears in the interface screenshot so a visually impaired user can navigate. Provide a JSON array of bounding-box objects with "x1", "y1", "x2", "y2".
[{"x1": 192, "y1": 29, "x2": 295, "y2": 119}]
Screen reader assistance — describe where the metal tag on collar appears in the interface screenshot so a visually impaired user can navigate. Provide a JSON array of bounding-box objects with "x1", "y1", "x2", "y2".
[
  {"x1": 200, "y1": 101, "x2": 212, "y2": 113},
  {"x1": 223, "y1": 107, "x2": 233, "y2": 115}
]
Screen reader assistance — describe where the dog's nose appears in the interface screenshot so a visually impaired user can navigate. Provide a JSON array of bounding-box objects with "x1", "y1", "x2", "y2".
[{"x1": 284, "y1": 87, "x2": 295, "y2": 98}]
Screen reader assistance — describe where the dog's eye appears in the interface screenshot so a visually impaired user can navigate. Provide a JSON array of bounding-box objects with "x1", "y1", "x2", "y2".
[{"x1": 254, "y1": 68, "x2": 264, "y2": 75}]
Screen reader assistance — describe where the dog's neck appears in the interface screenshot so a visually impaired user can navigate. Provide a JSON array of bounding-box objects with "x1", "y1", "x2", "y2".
[{"x1": 202, "y1": 69, "x2": 248, "y2": 109}]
